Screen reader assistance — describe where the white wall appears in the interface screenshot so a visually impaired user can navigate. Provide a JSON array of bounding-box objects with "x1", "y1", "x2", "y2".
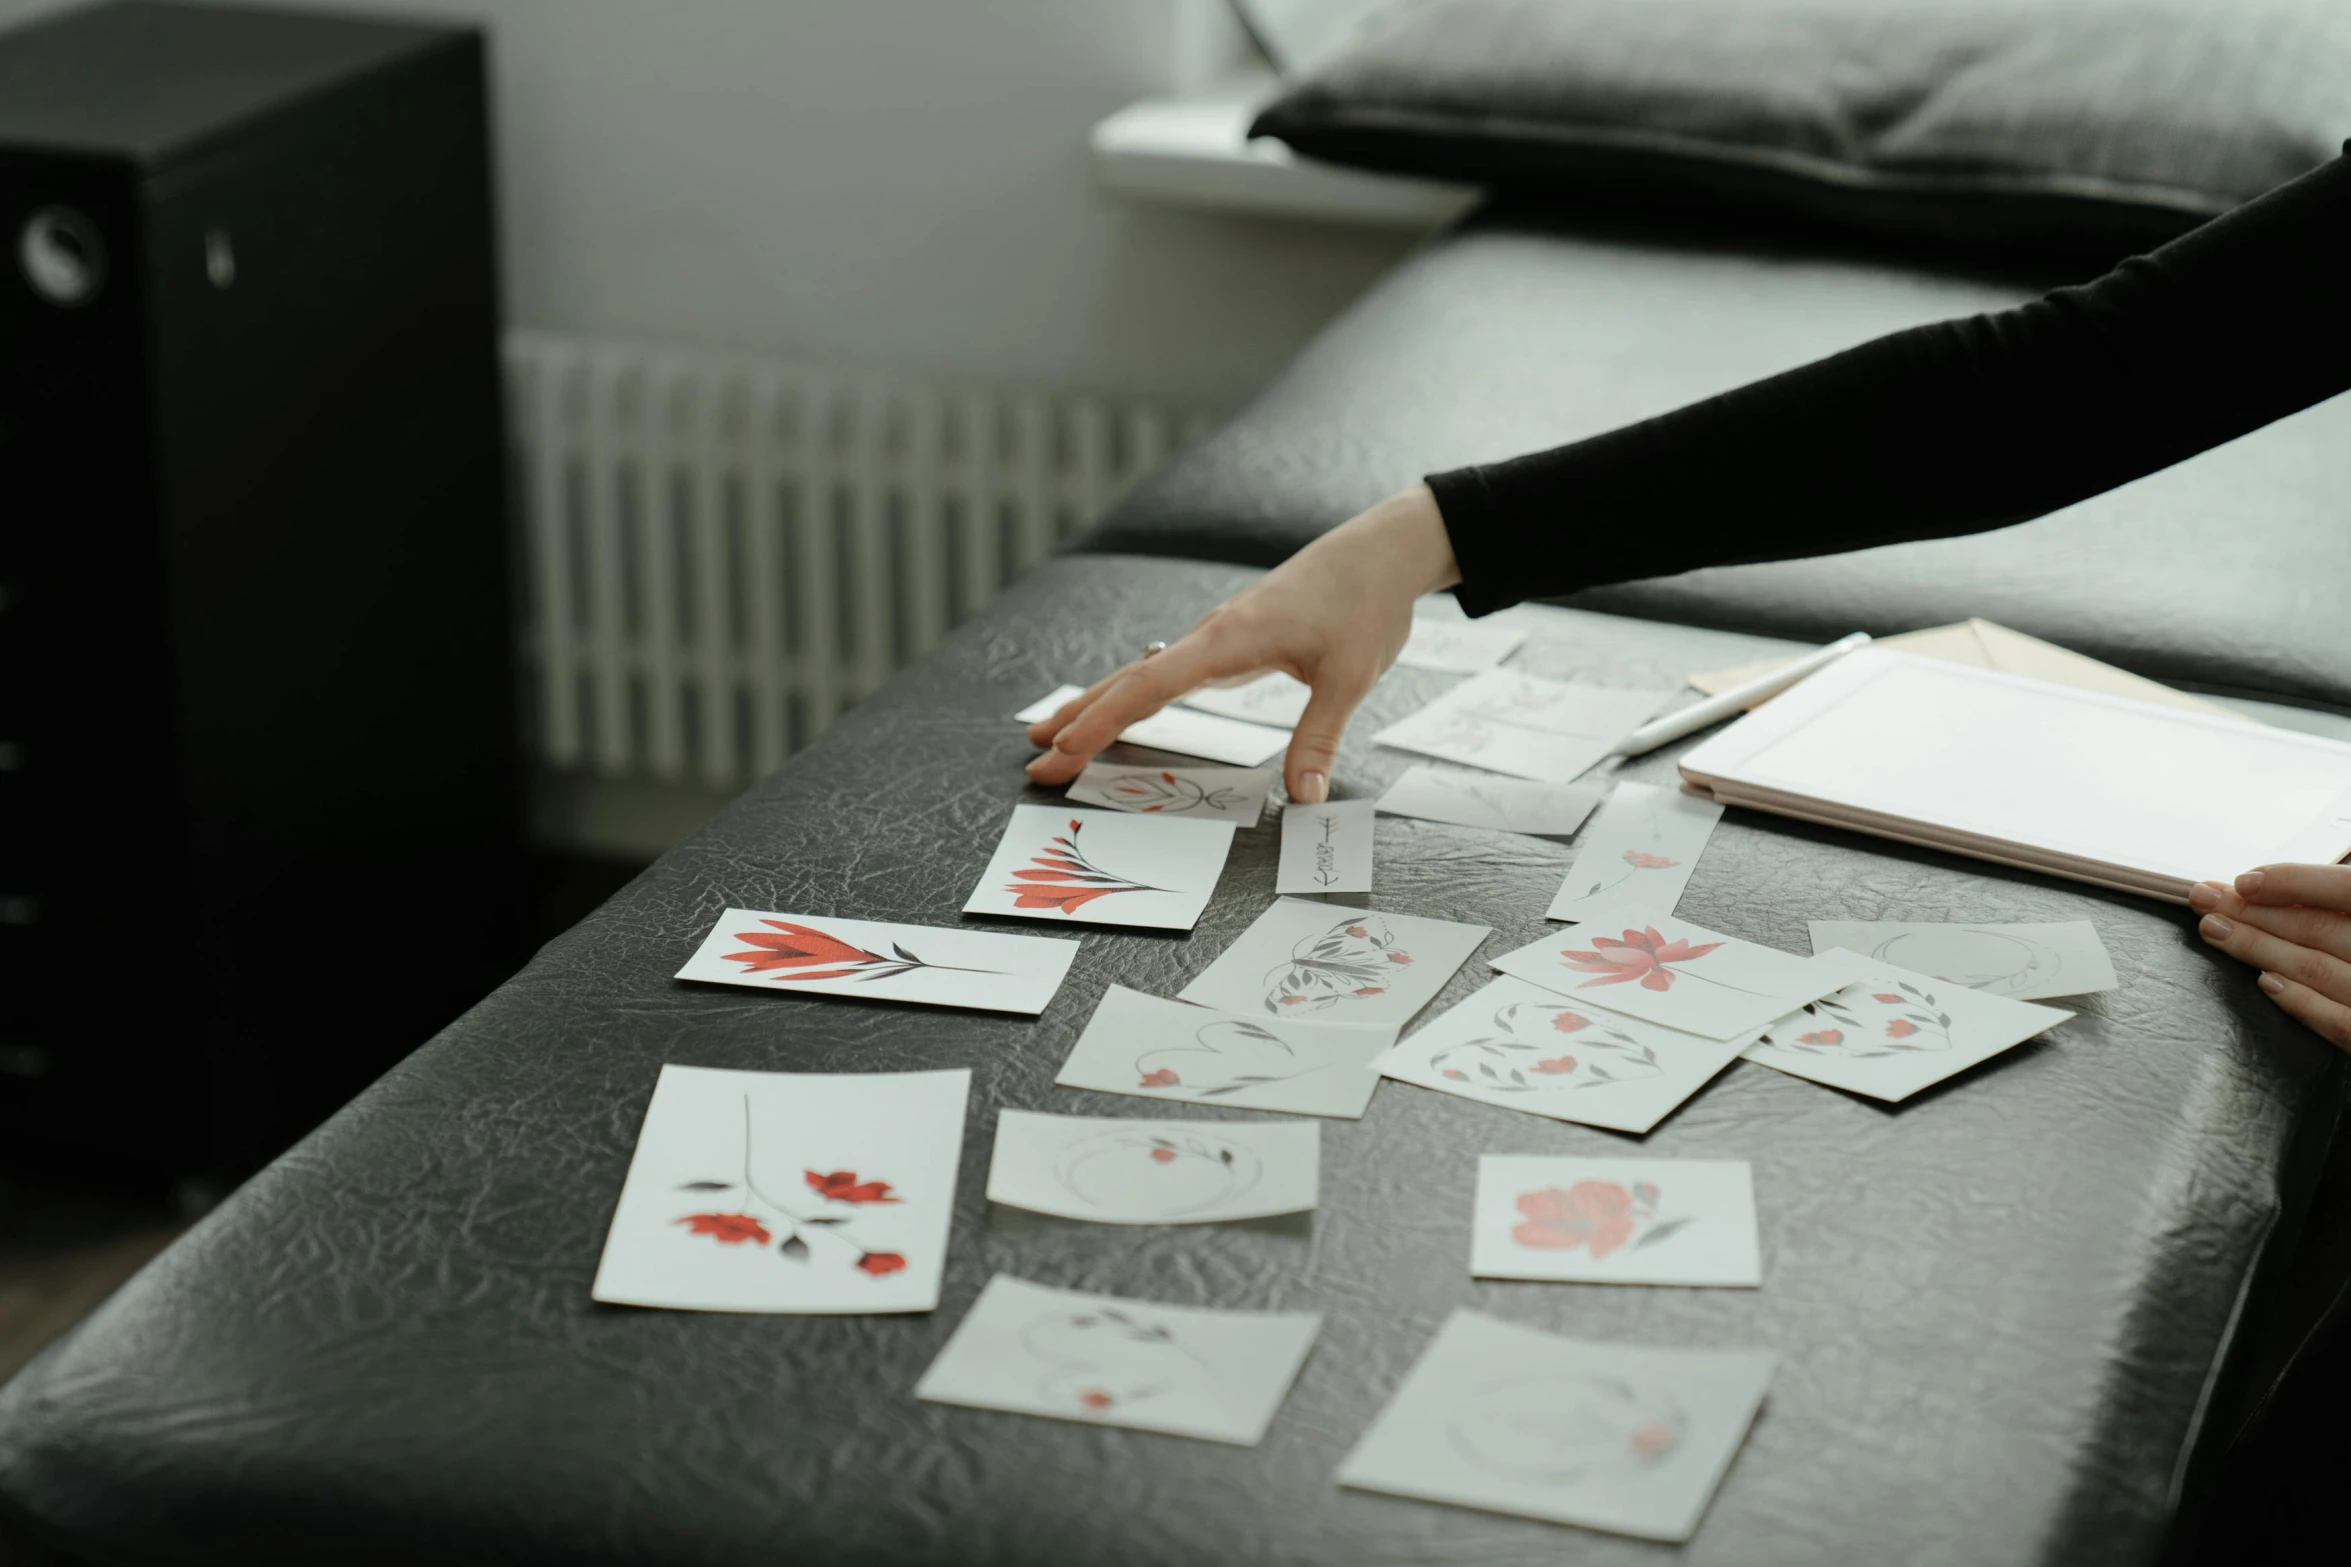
[{"x1": 0, "y1": 0, "x2": 1416, "y2": 404}]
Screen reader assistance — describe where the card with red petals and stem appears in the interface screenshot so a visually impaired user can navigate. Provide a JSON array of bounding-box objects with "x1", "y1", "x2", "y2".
[
  {"x1": 1178, "y1": 897, "x2": 1493, "y2": 1027},
  {"x1": 1055, "y1": 984, "x2": 1396, "y2": 1119},
  {"x1": 984, "y1": 1109, "x2": 1319, "y2": 1224},
  {"x1": 1376, "y1": 975, "x2": 1754, "y2": 1135},
  {"x1": 1470, "y1": 1155, "x2": 1760, "y2": 1287},
  {"x1": 1490, "y1": 904, "x2": 1853, "y2": 1042},
  {"x1": 1745, "y1": 955, "x2": 2074, "y2": 1102},
  {"x1": 674, "y1": 909, "x2": 1079, "y2": 1015},
  {"x1": 592, "y1": 1065, "x2": 968, "y2": 1314},
  {"x1": 1546, "y1": 781, "x2": 1724, "y2": 923},
  {"x1": 965, "y1": 805, "x2": 1237, "y2": 931},
  {"x1": 916, "y1": 1274, "x2": 1323, "y2": 1446}
]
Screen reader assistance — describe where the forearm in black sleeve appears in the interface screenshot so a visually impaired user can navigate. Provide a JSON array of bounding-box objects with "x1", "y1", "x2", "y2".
[{"x1": 1429, "y1": 144, "x2": 2351, "y2": 617}]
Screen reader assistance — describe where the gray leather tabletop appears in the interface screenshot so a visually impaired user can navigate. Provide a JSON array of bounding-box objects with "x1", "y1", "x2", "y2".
[
  {"x1": 1084, "y1": 205, "x2": 2351, "y2": 714},
  {"x1": 0, "y1": 554, "x2": 2340, "y2": 1566}
]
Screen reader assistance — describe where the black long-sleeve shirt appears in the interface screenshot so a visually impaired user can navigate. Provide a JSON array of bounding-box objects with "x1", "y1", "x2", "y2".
[{"x1": 1427, "y1": 145, "x2": 2351, "y2": 618}]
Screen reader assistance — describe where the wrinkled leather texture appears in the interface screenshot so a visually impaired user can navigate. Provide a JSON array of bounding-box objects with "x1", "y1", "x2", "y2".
[
  {"x1": 1081, "y1": 205, "x2": 2351, "y2": 713},
  {"x1": 0, "y1": 554, "x2": 2341, "y2": 1567}
]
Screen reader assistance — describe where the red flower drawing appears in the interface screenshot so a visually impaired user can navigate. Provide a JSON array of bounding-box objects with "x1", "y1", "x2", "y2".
[
  {"x1": 1624, "y1": 851, "x2": 1679, "y2": 870},
  {"x1": 1886, "y1": 1019, "x2": 1920, "y2": 1038},
  {"x1": 1630, "y1": 1420, "x2": 1679, "y2": 1458},
  {"x1": 1148, "y1": 1147, "x2": 1176, "y2": 1164},
  {"x1": 805, "y1": 1169, "x2": 900, "y2": 1205},
  {"x1": 1797, "y1": 1029, "x2": 1843, "y2": 1046},
  {"x1": 1352, "y1": 986, "x2": 1385, "y2": 998},
  {"x1": 1006, "y1": 817, "x2": 1171, "y2": 913},
  {"x1": 1872, "y1": 992, "x2": 1904, "y2": 1004},
  {"x1": 1442, "y1": 1068, "x2": 1468, "y2": 1080},
  {"x1": 1387, "y1": 951, "x2": 1413, "y2": 965},
  {"x1": 1512, "y1": 1182, "x2": 1637, "y2": 1259},
  {"x1": 1559, "y1": 926, "x2": 1724, "y2": 991},
  {"x1": 674, "y1": 1212, "x2": 772, "y2": 1246},
  {"x1": 1550, "y1": 1010, "x2": 1589, "y2": 1033},
  {"x1": 723, "y1": 920, "x2": 884, "y2": 983},
  {"x1": 1139, "y1": 1067, "x2": 1180, "y2": 1087},
  {"x1": 1278, "y1": 995, "x2": 1306, "y2": 1007},
  {"x1": 1532, "y1": 1055, "x2": 1580, "y2": 1075},
  {"x1": 856, "y1": 1251, "x2": 907, "y2": 1278},
  {"x1": 1080, "y1": 1388, "x2": 1114, "y2": 1410}
]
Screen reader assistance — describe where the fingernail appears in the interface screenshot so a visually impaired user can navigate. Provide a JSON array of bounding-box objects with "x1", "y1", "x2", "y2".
[
  {"x1": 1296, "y1": 770, "x2": 1329, "y2": 805},
  {"x1": 2188, "y1": 881, "x2": 2224, "y2": 912},
  {"x1": 2259, "y1": 972, "x2": 2285, "y2": 995},
  {"x1": 2236, "y1": 870, "x2": 2265, "y2": 898},
  {"x1": 2199, "y1": 914, "x2": 2232, "y2": 940},
  {"x1": 1051, "y1": 726, "x2": 1083, "y2": 754}
]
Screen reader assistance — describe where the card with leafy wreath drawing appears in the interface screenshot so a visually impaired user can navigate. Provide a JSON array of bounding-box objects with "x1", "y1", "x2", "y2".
[
  {"x1": 1178, "y1": 896, "x2": 1492, "y2": 1028},
  {"x1": 1067, "y1": 762, "x2": 1278, "y2": 827},
  {"x1": 1056, "y1": 984, "x2": 1397, "y2": 1119},
  {"x1": 984, "y1": 1109, "x2": 1319, "y2": 1225},
  {"x1": 964, "y1": 805, "x2": 1237, "y2": 931},
  {"x1": 1470, "y1": 1155, "x2": 1760, "y2": 1287},
  {"x1": 591, "y1": 1064, "x2": 969, "y2": 1315},
  {"x1": 1491, "y1": 903, "x2": 1854, "y2": 1041},
  {"x1": 674, "y1": 909, "x2": 1080, "y2": 1015},
  {"x1": 1746, "y1": 954, "x2": 2074, "y2": 1102}
]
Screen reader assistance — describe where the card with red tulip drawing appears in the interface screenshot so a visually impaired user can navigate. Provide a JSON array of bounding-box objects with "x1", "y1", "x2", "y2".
[
  {"x1": 591, "y1": 1064, "x2": 968, "y2": 1314},
  {"x1": 1337, "y1": 1310, "x2": 1776, "y2": 1542},
  {"x1": 1277, "y1": 797, "x2": 1374, "y2": 895},
  {"x1": 1745, "y1": 953, "x2": 2074, "y2": 1102},
  {"x1": 1546, "y1": 780, "x2": 1724, "y2": 923},
  {"x1": 1491, "y1": 903, "x2": 1855, "y2": 1042},
  {"x1": 1377, "y1": 976, "x2": 1755, "y2": 1135},
  {"x1": 1066, "y1": 761, "x2": 1278, "y2": 827},
  {"x1": 1470, "y1": 1155, "x2": 1760, "y2": 1287},
  {"x1": 1013, "y1": 685, "x2": 1288, "y2": 767},
  {"x1": 984, "y1": 1108, "x2": 1319, "y2": 1224},
  {"x1": 1372, "y1": 670, "x2": 1673, "y2": 782},
  {"x1": 1177, "y1": 896, "x2": 1493, "y2": 1028},
  {"x1": 674, "y1": 909, "x2": 1080, "y2": 1015},
  {"x1": 1055, "y1": 984, "x2": 1397, "y2": 1119},
  {"x1": 915, "y1": 1274, "x2": 1323, "y2": 1446},
  {"x1": 964, "y1": 805, "x2": 1237, "y2": 931}
]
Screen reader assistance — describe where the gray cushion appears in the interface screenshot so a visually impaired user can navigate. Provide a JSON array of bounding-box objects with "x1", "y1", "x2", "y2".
[{"x1": 1254, "y1": 0, "x2": 2351, "y2": 255}]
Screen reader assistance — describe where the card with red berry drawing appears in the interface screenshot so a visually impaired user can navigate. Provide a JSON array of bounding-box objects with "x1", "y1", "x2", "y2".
[
  {"x1": 1491, "y1": 904, "x2": 1854, "y2": 1042},
  {"x1": 915, "y1": 1274, "x2": 1323, "y2": 1446},
  {"x1": 1546, "y1": 780, "x2": 1724, "y2": 923},
  {"x1": 674, "y1": 909, "x2": 1079, "y2": 1015},
  {"x1": 1470, "y1": 1155, "x2": 1760, "y2": 1287},
  {"x1": 591, "y1": 1065, "x2": 968, "y2": 1315},
  {"x1": 1745, "y1": 954, "x2": 2074, "y2": 1101},
  {"x1": 1376, "y1": 975, "x2": 1753, "y2": 1135},
  {"x1": 1177, "y1": 897, "x2": 1493, "y2": 1028},
  {"x1": 1337, "y1": 1310, "x2": 1775, "y2": 1542},
  {"x1": 964, "y1": 805, "x2": 1236, "y2": 931},
  {"x1": 984, "y1": 1108, "x2": 1319, "y2": 1224},
  {"x1": 1054, "y1": 985, "x2": 1396, "y2": 1119},
  {"x1": 1066, "y1": 761, "x2": 1277, "y2": 827}
]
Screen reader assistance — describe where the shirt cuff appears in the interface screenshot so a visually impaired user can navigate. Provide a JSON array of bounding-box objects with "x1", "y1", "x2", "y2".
[{"x1": 1424, "y1": 466, "x2": 1519, "y2": 619}]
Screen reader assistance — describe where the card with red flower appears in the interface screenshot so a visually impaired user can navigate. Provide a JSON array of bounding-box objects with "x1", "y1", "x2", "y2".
[
  {"x1": 1054, "y1": 985, "x2": 1397, "y2": 1119},
  {"x1": 1470, "y1": 1155, "x2": 1759, "y2": 1286},
  {"x1": 592, "y1": 1065, "x2": 968, "y2": 1314},
  {"x1": 674, "y1": 909, "x2": 1079, "y2": 1014},
  {"x1": 1377, "y1": 976, "x2": 1753, "y2": 1134},
  {"x1": 1337, "y1": 1310, "x2": 1775, "y2": 1542},
  {"x1": 1492, "y1": 904, "x2": 1854, "y2": 1041},
  {"x1": 984, "y1": 1109, "x2": 1319, "y2": 1224},
  {"x1": 964, "y1": 805, "x2": 1236, "y2": 931},
  {"x1": 915, "y1": 1275, "x2": 1322, "y2": 1446},
  {"x1": 1372, "y1": 670, "x2": 1674, "y2": 782},
  {"x1": 1546, "y1": 781, "x2": 1725, "y2": 923},
  {"x1": 1067, "y1": 761, "x2": 1278, "y2": 827},
  {"x1": 1178, "y1": 897, "x2": 1492, "y2": 1027},
  {"x1": 1747, "y1": 953, "x2": 2074, "y2": 1102}
]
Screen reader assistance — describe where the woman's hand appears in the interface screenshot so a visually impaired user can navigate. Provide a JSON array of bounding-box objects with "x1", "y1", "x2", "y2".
[
  {"x1": 1024, "y1": 485, "x2": 1461, "y2": 803},
  {"x1": 2192, "y1": 865, "x2": 2351, "y2": 1051}
]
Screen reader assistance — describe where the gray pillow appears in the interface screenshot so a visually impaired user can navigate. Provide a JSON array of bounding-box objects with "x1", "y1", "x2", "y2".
[{"x1": 1252, "y1": 0, "x2": 2351, "y2": 255}]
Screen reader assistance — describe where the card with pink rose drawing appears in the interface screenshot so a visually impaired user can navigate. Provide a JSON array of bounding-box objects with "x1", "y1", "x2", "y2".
[
  {"x1": 675, "y1": 909, "x2": 1080, "y2": 1015},
  {"x1": 1490, "y1": 904, "x2": 1853, "y2": 1041},
  {"x1": 1745, "y1": 956, "x2": 2074, "y2": 1102},
  {"x1": 1470, "y1": 1155, "x2": 1760, "y2": 1287}
]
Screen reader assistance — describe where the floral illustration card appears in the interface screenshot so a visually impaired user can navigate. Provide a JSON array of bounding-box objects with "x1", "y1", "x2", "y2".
[
  {"x1": 1278, "y1": 798, "x2": 1375, "y2": 895},
  {"x1": 591, "y1": 1064, "x2": 969, "y2": 1315},
  {"x1": 1336, "y1": 1310, "x2": 1775, "y2": 1542},
  {"x1": 1805, "y1": 919, "x2": 2119, "y2": 1001},
  {"x1": 675, "y1": 910, "x2": 1080, "y2": 1016},
  {"x1": 1377, "y1": 976, "x2": 1752, "y2": 1135},
  {"x1": 1372, "y1": 670, "x2": 1673, "y2": 782},
  {"x1": 1376, "y1": 765, "x2": 1603, "y2": 837},
  {"x1": 1178, "y1": 897, "x2": 1493, "y2": 1026},
  {"x1": 1012, "y1": 685, "x2": 1288, "y2": 766},
  {"x1": 1396, "y1": 617, "x2": 1527, "y2": 675},
  {"x1": 1746, "y1": 957, "x2": 2075, "y2": 1101},
  {"x1": 1067, "y1": 762, "x2": 1277, "y2": 827},
  {"x1": 965, "y1": 805, "x2": 1236, "y2": 931},
  {"x1": 1491, "y1": 904, "x2": 1852, "y2": 1041},
  {"x1": 1471, "y1": 1156, "x2": 1760, "y2": 1287},
  {"x1": 1547, "y1": 781, "x2": 1724, "y2": 923},
  {"x1": 984, "y1": 1109, "x2": 1319, "y2": 1224},
  {"x1": 915, "y1": 1274, "x2": 1323, "y2": 1446},
  {"x1": 1055, "y1": 984, "x2": 1396, "y2": 1119},
  {"x1": 1177, "y1": 670, "x2": 1311, "y2": 729}
]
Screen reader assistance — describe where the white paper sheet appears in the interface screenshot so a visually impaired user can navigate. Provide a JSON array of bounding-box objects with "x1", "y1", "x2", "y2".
[
  {"x1": 1492, "y1": 904, "x2": 1851, "y2": 1041},
  {"x1": 1179, "y1": 897, "x2": 1492, "y2": 1027},
  {"x1": 1471, "y1": 1155, "x2": 1760, "y2": 1287},
  {"x1": 915, "y1": 1274, "x2": 1322, "y2": 1446},
  {"x1": 591, "y1": 1065, "x2": 969, "y2": 1314},
  {"x1": 1397, "y1": 618, "x2": 1527, "y2": 675},
  {"x1": 1378, "y1": 976, "x2": 1751, "y2": 1135},
  {"x1": 1804, "y1": 919, "x2": 2118, "y2": 1000},
  {"x1": 985, "y1": 1109, "x2": 1319, "y2": 1224},
  {"x1": 1547, "y1": 781, "x2": 1725, "y2": 922},
  {"x1": 1375, "y1": 765, "x2": 1602, "y2": 837},
  {"x1": 965, "y1": 805, "x2": 1235, "y2": 931},
  {"x1": 1373, "y1": 671, "x2": 1672, "y2": 781},
  {"x1": 1277, "y1": 798, "x2": 1375, "y2": 895},
  {"x1": 1178, "y1": 670, "x2": 1312, "y2": 729},
  {"x1": 1012, "y1": 685, "x2": 1290, "y2": 766},
  {"x1": 1057, "y1": 985, "x2": 1396, "y2": 1118},
  {"x1": 1067, "y1": 762, "x2": 1278, "y2": 827},
  {"x1": 675, "y1": 910, "x2": 1080, "y2": 1015},
  {"x1": 1337, "y1": 1311, "x2": 1775, "y2": 1542},
  {"x1": 1746, "y1": 955, "x2": 2074, "y2": 1101}
]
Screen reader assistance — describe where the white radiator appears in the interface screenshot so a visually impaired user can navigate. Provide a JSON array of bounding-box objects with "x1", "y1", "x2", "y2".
[{"x1": 506, "y1": 332, "x2": 1217, "y2": 846}]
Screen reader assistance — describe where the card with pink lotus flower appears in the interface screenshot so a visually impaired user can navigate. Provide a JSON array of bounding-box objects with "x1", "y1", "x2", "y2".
[
  {"x1": 1376, "y1": 975, "x2": 1756, "y2": 1135},
  {"x1": 1745, "y1": 954, "x2": 2074, "y2": 1102},
  {"x1": 1491, "y1": 903, "x2": 1856, "y2": 1041},
  {"x1": 674, "y1": 908, "x2": 1081, "y2": 1015},
  {"x1": 1470, "y1": 1155, "x2": 1760, "y2": 1287}
]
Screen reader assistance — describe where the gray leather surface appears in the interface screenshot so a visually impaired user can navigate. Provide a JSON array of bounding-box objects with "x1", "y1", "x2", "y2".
[
  {"x1": 1082, "y1": 207, "x2": 2351, "y2": 713},
  {"x1": 0, "y1": 554, "x2": 2340, "y2": 1566}
]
